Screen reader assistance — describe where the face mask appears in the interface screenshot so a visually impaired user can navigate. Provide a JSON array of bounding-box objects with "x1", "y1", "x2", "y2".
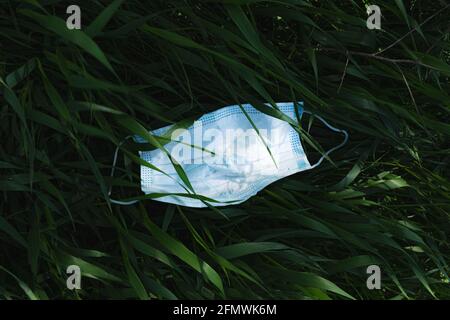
[{"x1": 109, "y1": 102, "x2": 348, "y2": 207}]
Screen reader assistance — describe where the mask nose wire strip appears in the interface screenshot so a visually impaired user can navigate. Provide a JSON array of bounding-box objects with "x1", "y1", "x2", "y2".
[
  {"x1": 109, "y1": 136, "x2": 139, "y2": 205},
  {"x1": 302, "y1": 111, "x2": 349, "y2": 169}
]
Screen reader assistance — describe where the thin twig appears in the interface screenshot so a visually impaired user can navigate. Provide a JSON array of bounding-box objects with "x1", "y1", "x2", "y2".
[
  {"x1": 337, "y1": 55, "x2": 349, "y2": 94},
  {"x1": 373, "y1": 3, "x2": 450, "y2": 56},
  {"x1": 321, "y1": 47, "x2": 437, "y2": 70},
  {"x1": 396, "y1": 63, "x2": 418, "y2": 113}
]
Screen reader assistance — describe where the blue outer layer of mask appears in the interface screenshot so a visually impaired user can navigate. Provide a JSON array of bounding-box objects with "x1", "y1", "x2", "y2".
[{"x1": 109, "y1": 102, "x2": 348, "y2": 207}]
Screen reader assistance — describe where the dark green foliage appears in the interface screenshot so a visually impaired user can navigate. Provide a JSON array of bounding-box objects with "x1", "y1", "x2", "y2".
[{"x1": 0, "y1": 0, "x2": 449, "y2": 299}]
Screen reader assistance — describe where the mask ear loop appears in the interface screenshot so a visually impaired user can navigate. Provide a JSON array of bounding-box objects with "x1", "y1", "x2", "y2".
[
  {"x1": 109, "y1": 136, "x2": 139, "y2": 205},
  {"x1": 302, "y1": 111, "x2": 349, "y2": 169}
]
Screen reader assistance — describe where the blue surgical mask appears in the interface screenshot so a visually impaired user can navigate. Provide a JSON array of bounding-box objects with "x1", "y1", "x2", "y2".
[{"x1": 109, "y1": 102, "x2": 348, "y2": 207}]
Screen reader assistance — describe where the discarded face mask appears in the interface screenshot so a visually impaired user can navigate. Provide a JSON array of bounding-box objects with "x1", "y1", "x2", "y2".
[{"x1": 109, "y1": 102, "x2": 348, "y2": 207}]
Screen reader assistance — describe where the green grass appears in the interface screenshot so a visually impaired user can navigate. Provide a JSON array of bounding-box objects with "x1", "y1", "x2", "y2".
[{"x1": 0, "y1": 0, "x2": 449, "y2": 300}]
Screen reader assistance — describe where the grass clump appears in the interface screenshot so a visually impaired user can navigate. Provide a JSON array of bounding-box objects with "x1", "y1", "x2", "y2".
[{"x1": 0, "y1": 0, "x2": 449, "y2": 299}]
